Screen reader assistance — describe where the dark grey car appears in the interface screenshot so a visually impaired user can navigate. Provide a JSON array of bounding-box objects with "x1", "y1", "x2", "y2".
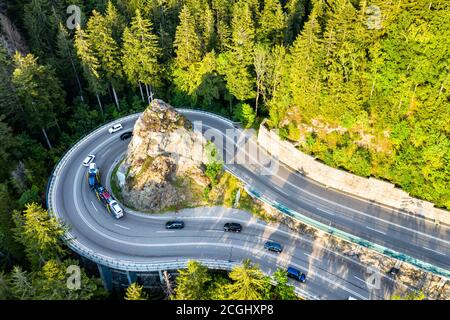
[
  {"x1": 264, "y1": 241, "x2": 283, "y2": 253},
  {"x1": 120, "y1": 131, "x2": 133, "y2": 140},
  {"x1": 224, "y1": 222, "x2": 242, "y2": 232},
  {"x1": 165, "y1": 221, "x2": 184, "y2": 229}
]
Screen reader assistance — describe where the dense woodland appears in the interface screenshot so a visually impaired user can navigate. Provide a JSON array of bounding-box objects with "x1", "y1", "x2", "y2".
[{"x1": 0, "y1": 0, "x2": 448, "y2": 299}]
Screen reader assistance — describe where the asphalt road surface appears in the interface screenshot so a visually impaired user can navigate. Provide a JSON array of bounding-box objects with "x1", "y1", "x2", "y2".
[{"x1": 50, "y1": 110, "x2": 449, "y2": 299}]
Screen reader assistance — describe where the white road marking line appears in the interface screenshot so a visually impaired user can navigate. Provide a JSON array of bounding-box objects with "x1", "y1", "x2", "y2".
[
  {"x1": 422, "y1": 247, "x2": 445, "y2": 256},
  {"x1": 365, "y1": 226, "x2": 386, "y2": 235},
  {"x1": 274, "y1": 187, "x2": 289, "y2": 196},
  {"x1": 203, "y1": 124, "x2": 450, "y2": 245},
  {"x1": 114, "y1": 223, "x2": 130, "y2": 230},
  {"x1": 59, "y1": 115, "x2": 415, "y2": 300},
  {"x1": 68, "y1": 133, "x2": 411, "y2": 298},
  {"x1": 354, "y1": 276, "x2": 366, "y2": 283},
  {"x1": 90, "y1": 201, "x2": 98, "y2": 212},
  {"x1": 316, "y1": 207, "x2": 335, "y2": 215},
  {"x1": 156, "y1": 230, "x2": 175, "y2": 233},
  {"x1": 304, "y1": 252, "x2": 322, "y2": 262}
]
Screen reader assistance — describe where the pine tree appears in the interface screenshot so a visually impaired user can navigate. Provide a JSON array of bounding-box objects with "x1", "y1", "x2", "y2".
[
  {"x1": 234, "y1": 103, "x2": 256, "y2": 128},
  {"x1": 11, "y1": 53, "x2": 66, "y2": 149},
  {"x1": 271, "y1": 269, "x2": 297, "y2": 300},
  {"x1": 125, "y1": 282, "x2": 148, "y2": 300},
  {"x1": 8, "y1": 259, "x2": 105, "y2": 300},
  {"x1": 85, "y1": 8, "x2": 123, "y2": 110},
  {"x1": 55, "y1": 23, "x2": 85, "y2": 101},
  {"x1": 122, "y1": 10, "x2": 161, "y2": 103},
  {"x1": 284, "y1": 0, "x2": 308, "y2": 44},
  {"x1": 23, "y1": 0, "x2": 55, "y2": 60},
  {"x1": 12, "y1": 203, "x2": 67, "y2": 267},
  {"x1": 0, "y1": 271, "x2": 12, "y2": 299},
  {"x1": 173, "y1": 5, "x2": 202, "y2": 69},
  {"x1": 172, "y1": 260, "x2": 211, "y2": 300},
  {"x1": 224, "y1": 259, "x2": 271, "y2": 300},
  {"x1": 10, "y1": 266, "x2": 34, "y2": 300},
  {"x1": 253, "y1": 44, "x2": 270, "y2": 115},
  {"x1": 258, "y1": 0, "x2": 287, "y2": 45},
  {"x1": 0, "y1": 44, "x2": 21, "y2": 126},
  {"x1": 74, "y1": 26, "x2": 105, "y2": 113},
  {"x1": 289, "y1": 10, "x2": 324, "y2": 123},
  {"x1": 211, "y1": 0, "x2": 232, "y2": 51},
  {"x1": 217, "y1": 0, "x2": 256, "y2": 103}
]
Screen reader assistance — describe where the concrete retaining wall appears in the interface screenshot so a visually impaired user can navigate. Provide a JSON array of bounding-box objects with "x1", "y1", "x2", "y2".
[{"x1": 257, "y1": 122, "x2": 449, "y2": 226}]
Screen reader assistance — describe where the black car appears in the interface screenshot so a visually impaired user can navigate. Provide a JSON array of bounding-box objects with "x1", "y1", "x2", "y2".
[
  {"x1": 388, "y1": 267, "x2": 400, "y2": 277},
  {"x1": 165, "y1": 220, "x2": 184, "y2": 229},
  {"x1": 264, "y1": 241, "x2": 283, "y2": 253},
  {"x1": 120, "y1": 131, "x2": 133, "y2": 140},
  {"x1": 224, "y1": 222, "x2": 242, "y2": 232}
]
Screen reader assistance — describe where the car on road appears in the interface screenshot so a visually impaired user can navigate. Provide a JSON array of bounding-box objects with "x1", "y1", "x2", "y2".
[
  {"x1": 388, "y1": 267, "x2": 400, "y2": 277},
  {"x1": 109, "y1": 200, "x2": 123, "y2": 219},
  {"x1": 287, "y1": 266, "x2": 306, "y2": 282},
  {"x1": 264, "y1": 241, "x2": 283, "y2": 253},
  {"x1": 120, "y1": 131, "x2": 133, "y2": 140},
  {"x1": 108, "y1": 123, "x2": 123, "y2": 134},
  {"x1": 82, "y1": 154, "x2": 95, "y2": 167},
  {"x1": 224, "y1": 222, "x2": 242, "y2": 232},
  {"x1": 165, "y1": 220, "x2": 184, "y2": 229}
]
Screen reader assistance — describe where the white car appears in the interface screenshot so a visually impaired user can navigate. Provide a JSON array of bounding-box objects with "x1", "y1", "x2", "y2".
[
  {"x1": 82, "y1": 154, "x2": 95, "y2": 167},
  {"x1": 109, "y1": 200, "x2": 124, "y2": 219},
  {"x1": 108, "y1": 123, "x2": 123, "y2": 134}
]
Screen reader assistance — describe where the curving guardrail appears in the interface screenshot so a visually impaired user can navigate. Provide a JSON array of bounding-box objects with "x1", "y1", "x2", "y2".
[
  {"x1": 46, "y1": 108, "x2": 448, "y2": 295},
  {"x1": 225, "y1": 165, "x2": 450, "y2": 279}
]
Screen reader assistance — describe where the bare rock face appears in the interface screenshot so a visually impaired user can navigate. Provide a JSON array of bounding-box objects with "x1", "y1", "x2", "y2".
[{"x1": 118, "y1": 99, "x2": 210, "y2": 211}]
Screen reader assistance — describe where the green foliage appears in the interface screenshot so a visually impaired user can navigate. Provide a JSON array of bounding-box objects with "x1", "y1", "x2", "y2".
[
  {"x1": 224, "y1": 259, "x2": 271, "y2": 300},
  {"x1": 391, "y1": 290, "x2": 425, "y2": 300},
  {"x1": 125, "y1": 282, "x2": 148, "y2": 300},
  {"x1": 12, "y1": 53, "x2": 66, "y2": 139},
  {"x1": 17, "y1": 185, "x2": 40, "y2": 208},
  {"x1": 0, "y1": 0, "x2": 448, "y2": 302},
  {"x1": 173, "y1": 260, "x2": 297, "y2": 300},
  {"x1": 233, "y1": 103, "x2": 256, "y2": 128},
  {"x1": 173, "y1": 5, "x2": 202, "y2": 69},
  {"x1": 270, "y1": 269, "x2": 297, "y2": 300},
  {"x1": 12, "y1": 203, "x2": 67, "y2": 267},
  {"x1": 8, "y1": 259, "x2": 106, "y2": 300},
  {"x1": 217, "y1": 0, "x2": 256, "y2": 101},
  {"x1": 122, "y1": 10, "x2": 161, "y2": 88},
  {"x1": 173, "y1": 260, "x2": 212, "y2": 300},
  {"x1": 258, "y1": 0, "x2": 287, "y2": 45}
]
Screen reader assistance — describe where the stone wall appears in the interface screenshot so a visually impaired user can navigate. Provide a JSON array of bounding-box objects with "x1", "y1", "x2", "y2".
[{"x1": 257, "y1": 121, "x2": 449, "y2": 225}]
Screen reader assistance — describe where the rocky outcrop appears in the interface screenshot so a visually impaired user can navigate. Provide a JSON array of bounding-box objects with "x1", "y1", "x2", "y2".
[
  {"x1": 118, "y1": 99, "x2": 211, "y2": 211},
  {"x1": 0, "y1": 12, "x2": 28, "y2": 55}
]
